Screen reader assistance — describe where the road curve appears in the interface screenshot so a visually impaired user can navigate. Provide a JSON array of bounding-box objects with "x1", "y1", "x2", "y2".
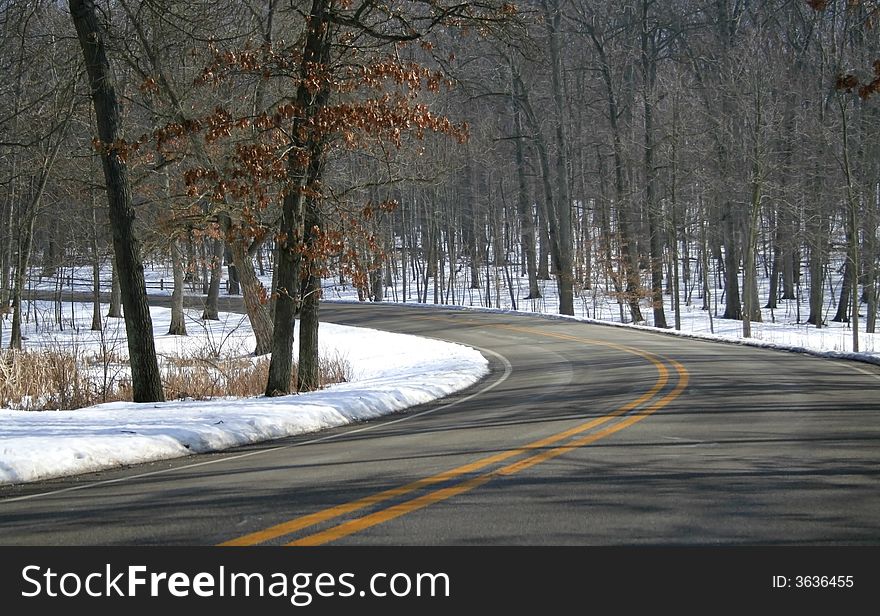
[{"x1": 1, "y1": 301, "x2": 879, "y2": 545}]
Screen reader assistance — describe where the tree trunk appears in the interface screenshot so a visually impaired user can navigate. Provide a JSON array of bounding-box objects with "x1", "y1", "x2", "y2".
[
  {"x1": 70, "y1": 0, "x2": 163, "y2": 402},
  {"x1": 0, "y1": 144, "x2": 15, "y2": 313},
  {"x1": 465, "y1": 157, "x2": 484, "y2": 291},
  {"x1": 766, "y1": 224, "x2": 780, "y2": 309},
  {"x1": 40, "y1": 219, "x2": 61, "y2": 280},
  {"x1": 700, "y1": 217, "x2": 714, "y2": 333},
  {"x1": 781, "y1": 244, "x2": 797, "y2": 299},
  {"x1": 369, "y1": 268, "x2": 383, "y2": 302},
  {"x1": 9, "y1": 209, "x2": 36, "y2": 350},
  {"x1": 266, "y1": 185, "x2": 305, "y2": 393},
  {"x1": 536, "y1": 189, "x2": 551, "y2": 280},
  {"x1": 833, "y1": 254, "x2": 853, "y2": 323},
  {"x1": 669, "y1": 217, "x2": 682, "y2": 332},
  {"x1": 778, "y1": 103, "x2": 798, "y2": 302},
  {"x1": 224, "y1": 243, "x2": 240, "y2": 295},
  {"x1": 641, "y1": 0, "x2": 667, "y2": 328},
  {"x1": 742, "y1": 176, "x2": 764, "y2": 337},
  {"x1": 645, "y1": 146, "x2": 666, "y2": 327},
  {"x1": 202, "y1": 237, "x2": 224, "y2": 320},
  {"x1": 780, "y1": 206, "x2": 797, "y2": 300},
  {"x1": 866, "y1": 182, "x2": 878, "y2": 333},
  {"x1": 90, "y1": 198, "x2": 103, "y2": 331},
  {"x1": 543, "y1": 0, "x2": 574, "y2": 316},
  {"x1": 298, "y1": 200, "x2": 323, "y2": 392},
  {"x1": 229, "y1": 237, "x2": 273, "y2": 356},
  {"x1": 721, "y1": 211, "x2": 742, "y2": 320},
  {"x1": 269, "y1": 244, "x2": 279, "y2": 323},
  {"x1": 839, "y1": 98, "x2": 860, "y2": 351},
  {"x1": 200, "y1": 240, "x2": 210, "y2": 295},
  {"x1": 512, "y1": 79, "x2": 540, "y2": 300},
  {"x1": 168, "y1": 239, "x2": 187, "y2": 335},
  {"x1": 866, "y1": 232, "x2": 877, "y2": 334},
  {"x1": 185, "y1": 233, "x2": 198, "y2": 290},
  {"x1": 266, "y1": 0, "x2": 332, "y2": 396},
  {"x1": 669, "y1": 92, "x2": 682, "y2": 330},
  {"x1": 107, "y1": 258, "x2": 122, "y2": 318},
  {"x1": 807, "y1": 232, "x2": 826, "y2": 328},
  {"x1": 595, "y1": 149, "x2": 623, "y2": 312}
]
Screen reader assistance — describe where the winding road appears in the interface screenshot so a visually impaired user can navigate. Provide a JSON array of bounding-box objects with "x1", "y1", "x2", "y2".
[{"x1": 1, "y1": 301, "x2": 879, "y2": 545}]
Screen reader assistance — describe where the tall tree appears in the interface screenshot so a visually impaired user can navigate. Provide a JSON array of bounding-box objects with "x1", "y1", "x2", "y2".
[
  {"x1": 69, "y1": 0, "x2": 164, "y2": 402},
  {"x1": 541, "y1": 0, "x2": 575, "y2": 315},
  {"x1": 640, "y1": 0, "x2": 668, "y2": 327}
]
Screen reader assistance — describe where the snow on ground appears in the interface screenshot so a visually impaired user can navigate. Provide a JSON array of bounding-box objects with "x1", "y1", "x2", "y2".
[
  {"x1": 0, "y1": 302, "x2": 488, "y2": 485},
  {"x1": 27, "y1": 256, "x2": 880, "y2": 359},
  {"x1": 9, "y1": 254, "x2": 879, "y2": 485},
  {"x1": 323, "y1": 269, "x2": 880, "y2": 362}
]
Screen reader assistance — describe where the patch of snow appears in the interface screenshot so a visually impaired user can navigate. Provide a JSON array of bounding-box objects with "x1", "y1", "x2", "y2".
[{"x1": 0, "y1": 303, "x2": 488, "y2": 485}]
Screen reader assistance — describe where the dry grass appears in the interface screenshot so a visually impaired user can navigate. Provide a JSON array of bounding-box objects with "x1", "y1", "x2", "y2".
[
  {"x1": 163, "y1": 354, "x2": 350, "y2": 400},
  {"x1": 1, "y1": 347, "x2": 351, "y2": 411},
  {"x1": 0, "y1": 348, "x2": 130, "y2": 410}
]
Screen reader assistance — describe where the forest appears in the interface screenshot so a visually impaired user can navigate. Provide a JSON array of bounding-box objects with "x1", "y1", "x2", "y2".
[{"x1": 2, "y1": 0, "x2": 879, "y2": 404}]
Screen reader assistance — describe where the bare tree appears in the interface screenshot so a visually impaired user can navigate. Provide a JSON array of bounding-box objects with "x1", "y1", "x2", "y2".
[{"x1": 69, "y1": 0, "x2": 164, "y2": 402}]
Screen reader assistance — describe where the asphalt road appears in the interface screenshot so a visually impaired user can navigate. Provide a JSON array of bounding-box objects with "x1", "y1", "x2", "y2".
[{"x1": 1, "y1": 301, "x2": 879, "y2": 545}]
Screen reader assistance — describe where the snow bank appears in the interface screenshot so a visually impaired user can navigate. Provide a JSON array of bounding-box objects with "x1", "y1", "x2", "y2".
[{"x1": 0, "y1": 308, "x2": 488, "y2": 485}]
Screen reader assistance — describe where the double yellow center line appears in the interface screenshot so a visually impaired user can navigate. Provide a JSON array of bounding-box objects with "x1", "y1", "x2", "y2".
[{"x1": 220, "y1": 319, "x2": 689, "y2": 546}]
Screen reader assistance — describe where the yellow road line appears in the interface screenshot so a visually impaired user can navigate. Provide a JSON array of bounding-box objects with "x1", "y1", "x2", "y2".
[
  {"x1": 219, "y1": 365, "x2": 664, "y2": 546},
  {"x1": 288, "y1": 359, "x2": 689, "y2": 546},
  {"x1": 290, "y1": 475, "x2": 498, "y2": 546},
  {"x1": 220, "y1": 316, "x2": 684, "y2": 546},
  {"x1": 219, "y1": 446, "x2": 548, "y2": 547}
]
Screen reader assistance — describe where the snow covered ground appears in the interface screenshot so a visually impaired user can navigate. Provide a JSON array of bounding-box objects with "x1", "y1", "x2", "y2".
[
  {"x1": 26, "y1": 256, "x2": 880, "y2": 359},
  {"x1": 7, "y1": 252, "x2": 878, "y2": 485},
  {"x1": 0, "y1": 303, "x2": 488, "y2": 485},
  {"x1": 323, "y1": 272, "x2": 880, "y2": 361}
]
